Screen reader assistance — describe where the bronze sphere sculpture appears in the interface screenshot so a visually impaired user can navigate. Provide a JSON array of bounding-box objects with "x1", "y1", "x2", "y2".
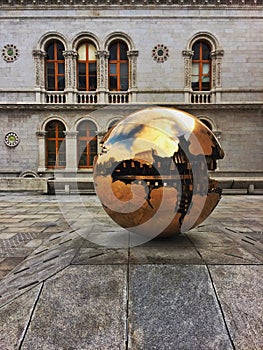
[{"x1": 93, "y1": 107, "x2": 224, "y2": 239}]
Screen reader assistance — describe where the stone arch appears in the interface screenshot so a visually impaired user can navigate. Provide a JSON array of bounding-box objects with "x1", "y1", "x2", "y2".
[
  {"x1": 72, "y1": 32, "x2": 101, "y2": 51},
  {"x1": 41, "y1": 116, "x2": 69, "y2": 132},
  {"x1": 187, "y1": 32, "x2": 221, "y2": 52},
  {"x1": 36, "y1": 32, "x2": 69, "y2": 51},
  {"x1": 103, "y1": 32, "x2": 135, "y2": 51},
  {"x1": 198, "y1": 115, "x2": 217, "y2": 131}
]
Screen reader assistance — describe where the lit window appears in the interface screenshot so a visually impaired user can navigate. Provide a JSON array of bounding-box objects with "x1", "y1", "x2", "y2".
[
  {"x1": 191, "y1": 41, "x2": 211, "y2": 91},
  {"x1": 45, "y1": 120, "x2": 66, "y2": 168},
  {"x1": 77, "y1": 42, "x2": 97, "y2": 91},
  {"x1": 45, "y1": 40, "x2": 65, "y2": 91},
  {"x1": 77, "y1": 121, "x2": 98, "y2": 168},
  {"x1": 109, "y1": 41, "x2": 129, "y2": 91}
]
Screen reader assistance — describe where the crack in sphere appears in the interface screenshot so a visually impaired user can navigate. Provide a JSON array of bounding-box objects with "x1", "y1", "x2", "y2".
[{"x1": 93, "y1": 107, "x2": 224, "y2": 238}]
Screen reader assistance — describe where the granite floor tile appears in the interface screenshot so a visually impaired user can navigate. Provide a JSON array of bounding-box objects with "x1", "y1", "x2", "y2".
[
  {"x1": 128, "y1": 265, "x2": 233, "y2": 350},
  {"x1": 21, "y1": 265, "x2": 127, "y2": 350},
  {"x1": 209, "y1": 265, "x2": 263, "y2": 350}
]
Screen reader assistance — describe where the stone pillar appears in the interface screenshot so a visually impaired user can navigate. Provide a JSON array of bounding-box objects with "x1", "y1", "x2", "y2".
[
  {"x1": 96, "y1": 50, "x2": 110, "y2": 103},
  {"x1": 182, "y1": 50, "x2": 194, "y2": 103},
  {"x1": 64, "y1": 131, "x2": 78, "y2": 172},
  {"x1": 32, "y1": 50, "x2": 46, "y2": 103},
  {"x1": 127, "y1": 50, "x2": 139, "y2": 102},
  {"x1": 63, "y1": 50, "x2": 78, "y2": 103},
  {"x1": 211, "y1": 49, "x2": 224, "y2": 103},
  {"x1": 36, "y1": 131, "x2": 46, "y2": 172}
]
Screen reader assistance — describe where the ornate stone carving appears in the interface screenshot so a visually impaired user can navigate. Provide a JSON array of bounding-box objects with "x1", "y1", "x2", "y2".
[
  {"x1": 96, "y1": 50, "x2": 109, "y2": 89},
  {"x1": 2, "y1": 44, "x2": 19, "y2": 62},
  {"x1": 63, "y1": 50, "x2": 78, "y2": 90},
  {"x1": 152, "y1": 44, "x2": 169, "y2": 63},
  {"x1": 0, "y1": 0, "x2": 260, "y2": 6},
  {"x1": 64, "y1": 131, "x2": 79, "y2": 138},
  {"x1": 33, "y1": 50, "x2": 46, "y2": 88},
  {"x1": 182, "y1": 50, "x2": 194, "y2": 89},
  {"x1": 127, "y1": 50, "x2": 139, "y2": 89}
]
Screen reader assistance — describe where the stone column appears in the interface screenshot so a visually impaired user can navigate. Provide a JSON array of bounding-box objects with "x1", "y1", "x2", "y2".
[
  {"x1": 36, "y1": 131, "x2": 46, "y2": 172},
  {"x1": 127, "y1": 50, "x2": 139, "y2": 102},
  {"x1": 32, "y1": 50, "x2": 46, "y2": 103},
  {"x1": 211, "y1": 49, "x2": 224, "y2": 103},
  {"x1": 63, "y1": 50, "x2": 78, "y2": 103},
  {"x1": 96, "y1": 50, "x2": 110, "y2": 103},
  {"x1": 64, "y1": 131, "x2": 78, "y2": 172},
  {"x1": 182, "y1": 50, "x2": 194, "y2": 103}
]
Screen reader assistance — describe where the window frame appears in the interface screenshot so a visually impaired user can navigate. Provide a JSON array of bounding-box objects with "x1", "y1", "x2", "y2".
[
  {"x1": 45, "y1": 40, "x2": 65, "y2": 91},
  {"x1": 45, "y1": 120, "x2": 66, "y2": 169},
  {"x1": 77, "y1": 121, "x2": 98, "y2": 169},
  {"x1": 77, "y1": 42, "x2": 97, "y2": 91},
  {"x1": 108, "y1": 41, "x2": 129, "y2": 91},
  {"x1": 191, "y1": 40, "x2": 212, "y2": 92}
]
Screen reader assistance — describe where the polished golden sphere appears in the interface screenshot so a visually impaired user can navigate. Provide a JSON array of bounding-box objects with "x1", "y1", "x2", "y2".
[{"x1": 93, "y1": 107, "x2": 224, "y2": 238}]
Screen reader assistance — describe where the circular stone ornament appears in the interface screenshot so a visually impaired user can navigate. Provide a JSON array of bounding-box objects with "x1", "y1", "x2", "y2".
[
  {"x1": 152, "y1": 44, "x2": 169, "y2": 63},
  {"x1": 2, "y1": 44, "x2": 19, "y2": 62},
  {"x1": 4, "y1": 132, "x2": 20, "y2": 147}
]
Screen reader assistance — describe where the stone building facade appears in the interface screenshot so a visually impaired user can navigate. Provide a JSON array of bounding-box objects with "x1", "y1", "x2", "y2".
[{"x1": 0, "y1": 0, "x2": 262, "y2": 191}]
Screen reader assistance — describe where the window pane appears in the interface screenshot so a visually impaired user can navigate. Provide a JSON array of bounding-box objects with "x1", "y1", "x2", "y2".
[
  {"x1": 192, "y1": 42, "x2": 200, "y2": 60},
  {"x1": 78, "y1": 43, "x2": 86, "y2": 60},
  {"x1": 58, "y1": 153, "x2": 66, "y2": 166},
  {"x1": 90, "y1": 139, "x2": 97, "y2": 153},
  {"x1": 47, "y1": 140, "x2": 56, "y2": 152},
  {"x1": 191, "y1": 82, "x2": 199, "y2": 91},
  {"x1": 192, "y1": 63, "x2": 199, "y2": 75},
  {"x1": 109, "y1": 76, "x2": 117, "y2": 90},
  {"x1": 89, "y1": 76, "x2": 97, "y2": 91},
  {"x1": 47, "y1": 153, "x2": 56, "y2": 166},
  {"x1": 78, "y1": 63, "x2": 86, "y2": 75},
  {"x1": 89, "y1": 125, "x2": 97, "y2": 136},
  {"x1": 46, "y1": 43, "x2": 54, "y2": 60},
  {"x1": 109, "y1": 43, "x2": 117, "y2": 60},
  {"x1": 89, "y1": 154, "x2": 95, "y2": 167},
  {"x1": 88, "y1": 43, "x2": 96, "y2": 60},
  {"x1": 47, "y1": 76, "x2": 55, "y2": 90},
  {"x1": 202, "y1": 42, "x2": 210, "y2": 60},
  {"x1": 203, "y1": 63, "x2": 210, "y2": 75},
  {"x1": 47, "y1": 62, "x2": 55, "y2": 75},
  {"x1": 120, "y1": 77, "x2": 128, "y2": 91},
  {"x1": 58, "y1": 76, "x2": 65, "y2": 90},
  {"x1": 120, "y1": 43, "x2": 128, "y2": 60},
  {"x1": 58, "y1": 140, "x2": 65, "y2": 152},
  {"x1": 78, "y1": 76, "x2": 86, "y2": 90},
  {"x1": 79, "y1": 140, "x2": 87, "y2": 153},
  {"x1": 79, "y1": 155, "x2": 86, "y2": 166},
  {"x1": 57, "y1": 42, "x2": 65, "y2": 60},
  {"x1": 110, "y1": 63, "x2": 117, "y2": 74},
  {"x1": 89, "y1": 62, "x2": 96, "y2": 75},
  {"x1": 120, "y1": 62, "x2": 128, "y2": 75},
  {"x1": 58, "y1": 63, "x2": 65, "y2": 74}
]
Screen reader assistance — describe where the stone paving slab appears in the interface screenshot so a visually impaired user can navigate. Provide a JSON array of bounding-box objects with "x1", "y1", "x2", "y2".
[
  {"x1": 128, "y1": 265, "x2": 233, "y2": 350},
  {"x1": 20, "y1": 265, "x2": 127, "y2": 350},
  {"x1": 0, "y1": 284, "x2": 43, "y2": 350},
  {"x1": 210, "y1": 265, "x2": 263, "y2": 350}
]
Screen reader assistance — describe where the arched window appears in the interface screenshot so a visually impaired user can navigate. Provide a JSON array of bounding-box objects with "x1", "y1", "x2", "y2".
[
  {"x1": 77, "y1": 121, "x2": 98, "y2": 168},
  {"x1": 45, "y1": 40, "x2": 65, "y2": 91},
  {"x1": 109, "y1": 41, "x2": 129, "y2": 91},
  {"x1": 77, "y1": 42, "x2": 97, "y2": 91},
  {"x1": 191, "y1": 40, "x2": 211, "y2": 91},
  {"x1": 45, "y1": 120, "x2": 66, "y2": 168}
]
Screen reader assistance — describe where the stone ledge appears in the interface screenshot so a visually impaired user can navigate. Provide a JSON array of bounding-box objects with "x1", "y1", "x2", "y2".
[{"x1": 0, "y1": 177, "x2": 48, "y2": 193}]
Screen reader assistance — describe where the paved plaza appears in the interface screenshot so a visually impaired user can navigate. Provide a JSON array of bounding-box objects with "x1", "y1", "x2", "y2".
[{"x1": 0, "y1": 193, "x2": 262, "y2": 349}]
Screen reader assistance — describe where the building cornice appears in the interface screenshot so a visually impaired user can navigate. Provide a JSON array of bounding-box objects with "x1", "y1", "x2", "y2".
[
  {"x1": 0, "y1": 102, "x2": 262, "y2": 111},
  {"x1": 0, "y1": 0, "x2": 261, "y2": 9}
]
